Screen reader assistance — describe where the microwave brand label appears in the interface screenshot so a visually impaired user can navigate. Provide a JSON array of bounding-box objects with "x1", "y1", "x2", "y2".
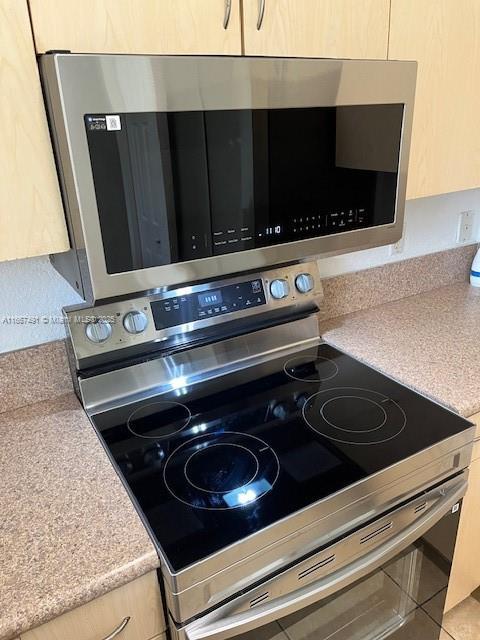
[
  {"x1": 106, "y1": 115, "x2": 121, "y2": 131},
  {"x1": 85, "y1": 115, "x2": 121, "y2": 132}
]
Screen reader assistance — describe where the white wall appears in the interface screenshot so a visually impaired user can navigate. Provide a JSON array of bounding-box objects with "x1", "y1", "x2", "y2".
[
  {"x1": 1, "y1": 189, "x2": 479, "y2": 354},
  {"x1": 0, "y1": 255, "x2": 82, "y2": 354}
]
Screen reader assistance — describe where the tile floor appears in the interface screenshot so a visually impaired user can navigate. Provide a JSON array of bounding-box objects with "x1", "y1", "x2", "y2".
[{"x1": 424, "y1": 587, "x2": 480, "y2": 640}]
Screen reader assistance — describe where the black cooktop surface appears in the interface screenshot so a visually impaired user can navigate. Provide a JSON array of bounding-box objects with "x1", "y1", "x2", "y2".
[{"x1": 92, "y1": 344, "x2": 472, "y2": 572}]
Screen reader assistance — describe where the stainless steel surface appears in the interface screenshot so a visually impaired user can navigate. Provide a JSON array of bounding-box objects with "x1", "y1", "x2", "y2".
[
  {"x1": 66, "y1": 262, "x2": 322, "y2": 370},
  {"x1": 170, "y1": 473, "x2": 467, "y2": 640},
  {"x1": 41, "y1": 54, "x2": 416, "y2": 303},
  {"x1": 123, "y1": 310, "x2": 148, "y2": 334},
  {"x1": 85, "y1": 318, "x2": 112, "y2": 343},
  {"x1": 102, "y1": 617, "x2": 130, "y2": 640},
  {"x1": 223, "y1": 0, "x2": 232, "y2": 29},
  {"x1": 81, "y1": 315, "x2": 321, "y2": 413},
  {"x1": 257, "y1": 0, "x2": 266, "y2": 30},
  {"x1": 163, "y1": 433, "x2": 473, "y2": 623}
]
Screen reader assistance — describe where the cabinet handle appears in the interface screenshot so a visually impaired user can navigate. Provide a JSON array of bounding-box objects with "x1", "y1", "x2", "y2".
[
  {"x1": 101, "y1": 616, "x2": 131, "y2": 640},
  {"x1": 257, "y1": 0, "x2": 266, "y2": 30},
  {"x1": 223, "y1": 0, "x2": 232, "y2": 29}
]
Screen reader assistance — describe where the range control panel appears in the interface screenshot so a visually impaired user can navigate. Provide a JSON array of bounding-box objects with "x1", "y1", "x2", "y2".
[
  {"x1": 151, "y1": 279, "x2": 266, "y2": 329},
  {"x1": 66, "y1": 262, "x2": 323, "y2": 367}
]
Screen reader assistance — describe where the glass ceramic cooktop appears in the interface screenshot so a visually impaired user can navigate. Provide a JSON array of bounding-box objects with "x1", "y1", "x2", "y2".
[{"x1": 92, "y1": 344, "x2": 471, "y2": 572}]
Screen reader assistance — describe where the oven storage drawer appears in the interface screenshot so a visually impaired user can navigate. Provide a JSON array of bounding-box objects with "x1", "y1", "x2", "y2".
[{"x1": 172, "y1": 473, "x2": 466, "y2": 640}]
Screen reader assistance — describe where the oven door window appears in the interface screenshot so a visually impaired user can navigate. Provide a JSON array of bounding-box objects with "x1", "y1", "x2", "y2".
[
  {"x1": 232, "y1": 506, "x2": 458, "y2": 640},
  {"x1": 84, "y1": 105, "x2": 403, "y2": 275}
]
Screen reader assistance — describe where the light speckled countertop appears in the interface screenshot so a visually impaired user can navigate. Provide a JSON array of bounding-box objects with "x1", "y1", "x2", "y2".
[
  {"x1": 320, "y1": 283, "x2": 480, "y2": 418},
  {"x1": 0, "y1": 393, "x2": 159, "y2": 640}
]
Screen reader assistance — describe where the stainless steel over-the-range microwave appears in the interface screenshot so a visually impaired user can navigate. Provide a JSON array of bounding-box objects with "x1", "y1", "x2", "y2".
[{"x1": 41, "y1": 54, "x2": 417, "y2": 304}]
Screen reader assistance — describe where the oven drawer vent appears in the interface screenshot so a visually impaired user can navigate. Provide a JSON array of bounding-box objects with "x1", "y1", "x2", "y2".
[
  {"x1": 414, "y1": 501, "x2": 427, "y2": 514},
  {"x1": 298, "y1": 554, "x2": 336, "y2": 580},
  {"x1": 360, "y1": 522, "x2": 393, "y2": 545},
  {"x1": 249, "y1": 592, "x2": 269, "y2": 608}
]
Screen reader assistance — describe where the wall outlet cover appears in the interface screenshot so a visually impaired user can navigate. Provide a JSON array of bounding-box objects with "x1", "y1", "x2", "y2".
[{"x1": 457, "y1": 210, "x2": 475, "y2": 244}]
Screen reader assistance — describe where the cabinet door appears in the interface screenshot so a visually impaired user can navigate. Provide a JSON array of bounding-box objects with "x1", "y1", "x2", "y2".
[
  {"x1": 29, "y1": 0, "x2": 241, "y2": 55},
  {"x1": 21, "y1": 572, "x2": 165, "y2": 640},
  {"x1": 446, "y1": 451, "x2": 480, "y2": 611},
  {"x1": 389, "y1": 1, "x2": 480, "y2": 199},
  {"x1": 242, "y1": 0, "x2": 390, "y2": 59},
  {"x1": 0, "y1": 0, "x2": 68, "y2": 262}
]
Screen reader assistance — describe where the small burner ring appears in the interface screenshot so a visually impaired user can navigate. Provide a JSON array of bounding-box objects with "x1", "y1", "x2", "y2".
[
  {"x1": 127, "y1": 401, "x2": 191, "y2": 440},
  {"x1": 320, "y1": 395, "x2": 388, "y2": 433},
  {"x1": 184, "y1": 443, "x2": 260, "y2": 494}
]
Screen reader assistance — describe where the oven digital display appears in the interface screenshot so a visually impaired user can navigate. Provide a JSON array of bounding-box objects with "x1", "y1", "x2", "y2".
[
  {"x1": 151, "y1": 279, "x2": 266, "y2": 330},
  {"x1": 198, "y1": 290, "x2": 223, "y2": 308}
]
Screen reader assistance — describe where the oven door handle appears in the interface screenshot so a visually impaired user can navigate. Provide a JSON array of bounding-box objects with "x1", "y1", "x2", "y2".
[{"x1": 182, "y1": 477, "x2": 467, "y2": 640}]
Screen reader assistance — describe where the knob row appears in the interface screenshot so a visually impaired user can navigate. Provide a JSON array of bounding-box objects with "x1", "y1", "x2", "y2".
[
  {"x1": 85, "y1": 310, "x2": 148, "y2": 343},
  {"x1": 269, "y1": 273, "x2": 315, "y2": 299},
  {"x1": 85, "y1": 274, "x2": 315, "y2": 343}
]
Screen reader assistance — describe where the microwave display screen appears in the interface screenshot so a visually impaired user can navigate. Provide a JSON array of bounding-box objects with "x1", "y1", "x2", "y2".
[{"x1": 85, "y1": 105, "x2": 403, "y2": 275}]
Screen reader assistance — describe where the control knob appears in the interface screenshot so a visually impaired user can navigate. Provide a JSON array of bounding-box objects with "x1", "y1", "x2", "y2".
[
  {"x1": 85, "y1": 318, "x2": 112, "y2": 343},
  {"x1": 272, "y1": 402, "x2": 290, "y2": 420},
  {"x1": 295, "y1": 273, "x2": 315, "y2": 294},
  {"x1": 270, "y1": 278, "x2": 290, "y2": 300},
  {"x1": 123, "y1": 310, "x2": 148, "y2": 334}
]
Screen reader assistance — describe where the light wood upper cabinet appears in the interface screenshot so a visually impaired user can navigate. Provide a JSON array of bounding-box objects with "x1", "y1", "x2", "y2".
[
  {"x1": 29, "y1": 0, "x2": 242, "y2": 55},
  {"x1": 0, "y1": 0, "x2": 69, "y2": 262},
  {"x1": 389, "y1": 1, "x2": 480, "y2": 199},
  {"x1": 21, "y1": 571, "x2": 165, "y2": 640},
  {"x1": 242, "y1": 0, "x2": 390, "y2": 59}
]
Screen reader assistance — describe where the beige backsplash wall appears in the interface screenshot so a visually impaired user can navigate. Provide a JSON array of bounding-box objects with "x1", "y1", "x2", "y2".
[{"x1": 320, "y1": 244, "x2": 478, "y2": 321}]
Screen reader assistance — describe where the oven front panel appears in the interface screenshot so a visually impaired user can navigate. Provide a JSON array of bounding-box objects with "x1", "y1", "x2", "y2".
[
  {"x1": 41, "y1": 55, "x2": 416, "y2": 302},
  {"x1": 173, "y1": 491, "x2": 462, "y2": 640},
  {"x1": 237, "y1": 536, "x2": 455, "y2": 640}
]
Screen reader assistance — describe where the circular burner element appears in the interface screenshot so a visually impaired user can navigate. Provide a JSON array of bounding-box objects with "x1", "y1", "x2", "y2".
[
  {"x1": 284, "y1": 355, "x2": 339, "y2": 382},
  {"x1": 164, "y1": 431, "x2": 280, "y2": 510},
  {"x1": 321, "y1": 396, "x2": 387, "y2": 433},
  {"x1": 302, "y1": 387, "x2": 406, "y2": 445},
  {"x1": 185, "y1": 444, "x2": 259, "y2": 494},
  {"x1": 127, "y1": 401, "x2": 191, "y2": 440}
]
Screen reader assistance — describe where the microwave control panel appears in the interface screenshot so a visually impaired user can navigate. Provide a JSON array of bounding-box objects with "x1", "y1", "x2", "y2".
[{"x1": 66, "y1": 262, "x2": 322, "y2": 367}]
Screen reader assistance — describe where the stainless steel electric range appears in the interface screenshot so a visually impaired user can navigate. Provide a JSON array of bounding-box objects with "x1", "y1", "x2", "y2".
[
  {"x1": 64, "y1": 261, "x2": 475, "y2": 640},
  {"x1": 46, "y1": 52, "x2": 471, "y2": 640}
]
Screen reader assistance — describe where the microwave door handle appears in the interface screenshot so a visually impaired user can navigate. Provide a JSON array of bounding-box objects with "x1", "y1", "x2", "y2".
[
  {"x1": 184, "y1": 477, "x2": 467, "y2": 640},
  {"x1": 223, "y1": 0, "x2": 232, "y2": 29},
  {"x1": 257, "y1": 0, "x2": 266, "y2": 30}
]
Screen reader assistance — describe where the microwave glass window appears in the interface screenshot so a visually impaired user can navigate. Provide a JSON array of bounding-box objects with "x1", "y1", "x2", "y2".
[{"x1": 85, "y1": 105, "x2": 403, "y2": 274}]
